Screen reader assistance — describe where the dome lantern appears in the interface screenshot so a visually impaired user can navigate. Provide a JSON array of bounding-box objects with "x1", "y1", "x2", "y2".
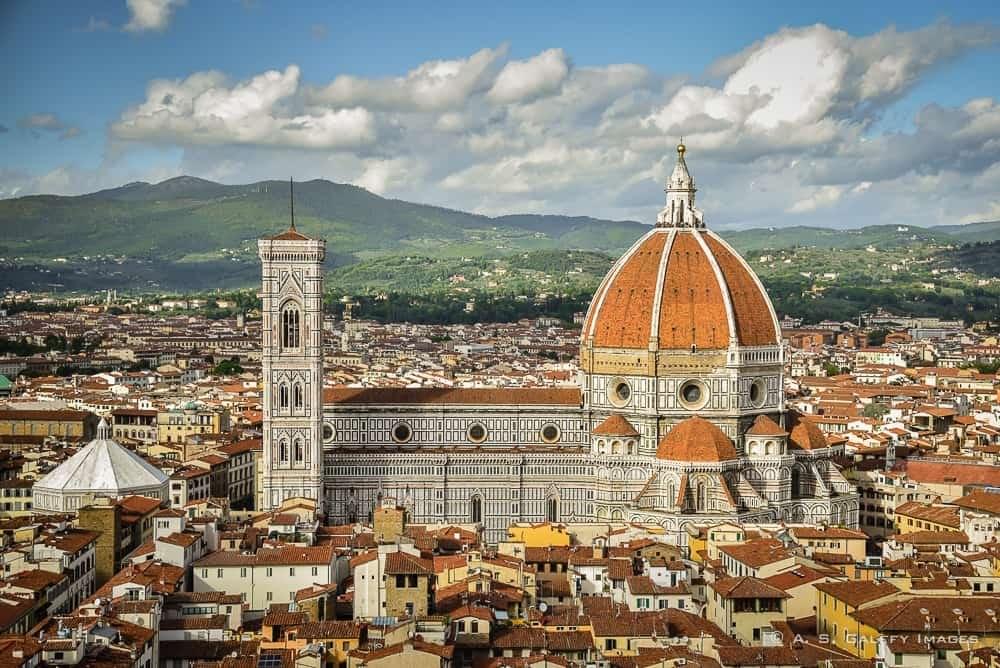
[{"x1": 657, "y1": 140, "x2": 704, "y2": 229}]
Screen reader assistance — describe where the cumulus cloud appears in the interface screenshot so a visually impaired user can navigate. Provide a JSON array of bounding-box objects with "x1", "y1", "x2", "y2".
[
  {"x1": 11, "y1": 20, "x2": 1000, "y2": 229},
  {"x1": 17, "y1": 113, "x2": 82, "y2": 140},
  {"x1": 787, "y1": 185, "x2": 845, "y2": 213},
  {"x1": 305, "y1": 45, "x2": 508, "y2": 111},
  {"x1": 488, "y1": 49, "x2": 570, "y2": 104},
  {"x1": 112, "y1": 66, "x2": 375, "y2": 149},
  {"x1": 124, "y1": 0, "x2": 186, "y2": 33}
]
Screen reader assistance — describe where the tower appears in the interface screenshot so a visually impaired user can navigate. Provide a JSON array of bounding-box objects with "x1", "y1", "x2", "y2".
[{"x1": 258, "y1": 183, "x2": 326, "y2": 510}]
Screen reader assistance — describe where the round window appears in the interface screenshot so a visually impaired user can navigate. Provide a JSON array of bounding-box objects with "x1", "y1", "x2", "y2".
[
  {"x1": 322, "y1": 423, "x2": 335, "y2": 442},
  {"x1": 679, "y1": 380, "x2": 708, "y2": 409},
  {"x1": 608, "y1": 379, "x2": 633, "y2": 407},
  {"x1": 749, "y1": 379, "x2": 766, "y2": 407},
  {"x1": 540, "y1": 423, "x2": 560, "y2": 443},
  {"x1": 392, "y1": 423, "x2": 412, "y2": 443},
  {"x1": 467, "y1": 423, "x2": 487, "y2": 443}
]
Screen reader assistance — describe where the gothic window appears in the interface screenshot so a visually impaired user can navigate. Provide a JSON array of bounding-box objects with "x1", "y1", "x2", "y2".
[
  {"x1": 471, "y1": 496, "x2": 482, "y2": 524},
  {"x1": 294, "y1": 438, "x2": 304, "y2": 464},
  {"x1": 696, "y1": 482, "x2": 707, "y2": 512},
  {"x1": 280, "y1": 303, "x2": 301, "y2": 349},
  {"x1": 791, "y1": 469, "x2": 801, "y2": 498},
  {"x1": 278, "y1": 383, "x2": 289, "y2": 409},
  {"x1": 293, "y1": 383, "x2": 304, "y2": 409},
  {"x1": 546, "y1": 497, "x2": 558, "y2": 523},
  {"x1": 278, "y1": 439, "x2": 289, "y2": 463}
]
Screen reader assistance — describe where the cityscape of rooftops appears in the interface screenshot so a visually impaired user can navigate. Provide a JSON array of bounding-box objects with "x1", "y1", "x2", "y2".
[{"x1": 1, "y1": 2, "x2": 1000, "y2": 666}]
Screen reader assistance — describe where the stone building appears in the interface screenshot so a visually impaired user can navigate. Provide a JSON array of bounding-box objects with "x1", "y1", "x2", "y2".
[
  {"x1": 260, "y1": 146, "x2": 859, "y2": 544},
  {"x1": 32, "y1": 419, "x2": 169, "y2": 513},
  {"x1": 0, "y1": 408, "x2": 98, "y2": 440}
]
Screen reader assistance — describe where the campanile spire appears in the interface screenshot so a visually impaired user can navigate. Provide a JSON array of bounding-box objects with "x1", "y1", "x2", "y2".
[{"x1": 657, "y1": 140, "x2": 705, "y2": 228}]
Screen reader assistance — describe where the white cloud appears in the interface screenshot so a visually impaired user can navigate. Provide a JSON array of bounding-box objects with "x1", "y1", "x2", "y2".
[
  {"x1": 112, "y1": 66, "x2": 376, "y2": 149},
  {"x1": 306, "y1": 46, "x2": 508, "y2": 111},
  {"x1": 488, "y1": 48, "x2": 570, "y2": 104},
  {"x1": 17, "y1": 113, "x2": 82, "y2": 140},
  {"x1": 9, "y1": 20, "x2": 1000, "y2": 231},
  {"x1": 124, "y1": 0, "x2": 186, "y2": 33},
  {"x1": 787, "y1": 185, "x2": 845, "y2": 213}
]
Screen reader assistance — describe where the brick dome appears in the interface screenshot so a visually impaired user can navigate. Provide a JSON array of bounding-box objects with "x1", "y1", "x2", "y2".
[
  {"x1": 581, "y1": 145, "x2": 780, "y2": 353},
  {"x1": 787, "y1": 411, "x2": 829, "y2": 451},
  {"x1": 656, "y1": 416, "x2": 739, "y2": 462},
  {"x1": 582, "y1": 227, "x2": 779, "y2": 351}
]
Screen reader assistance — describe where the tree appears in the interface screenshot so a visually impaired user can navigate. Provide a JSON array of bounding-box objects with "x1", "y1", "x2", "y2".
[
  {"x1": 822, "y1": 362, "x2": 842, "y2": 377},
  {"x1": 863, "y1": 402, "x2": 889, "y2": 420},
  {"x1": 866, "y1": 328, "x2": 890, "y2": 346},
  {"x1": 212, "y1": 357, "x2": 244, "y2": 376}
]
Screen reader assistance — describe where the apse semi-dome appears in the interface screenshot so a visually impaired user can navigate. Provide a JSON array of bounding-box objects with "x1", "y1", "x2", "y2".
[
  {"x1": 32, "y1": 419, "x2": 169, "y2": 513},
  {"x1": 582, "y1": 143, "x2": 780, "y2": 353},
  {"x1": 655, "y1": 416, "x2": 739, "y2": 462}
]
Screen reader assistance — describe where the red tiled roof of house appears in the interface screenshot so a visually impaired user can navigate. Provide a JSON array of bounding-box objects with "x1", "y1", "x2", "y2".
[
  {"x1": 898, "y1": 460, "x2": 1000, "y2": 487},
  {"x1": 814, "y1": 580, "x2": 899, "y2": 608},
  {"x1": 710, "y1": 576, "x2": 790, "y2": 599},
  {"x1": 384, "y1": 551, "x2": 433, "y2": 576}
]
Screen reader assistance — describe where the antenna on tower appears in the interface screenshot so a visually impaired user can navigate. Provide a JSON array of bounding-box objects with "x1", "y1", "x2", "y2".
[{"x1": 289, "y1": 177, "x2": 296, "y2": 231}]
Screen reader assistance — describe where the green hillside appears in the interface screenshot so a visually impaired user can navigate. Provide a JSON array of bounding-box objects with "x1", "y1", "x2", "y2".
[
  {"x1": 1, "y1": 175, "x2": 1000, "y2": 324},
  {"x1": 0, "y1": 177, "x2": 647, "y2": 264}
]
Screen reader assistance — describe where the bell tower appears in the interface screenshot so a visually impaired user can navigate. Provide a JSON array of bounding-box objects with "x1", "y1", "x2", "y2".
[{"x1": 258, "y1": 181, "x2": 326, "y2": 510}]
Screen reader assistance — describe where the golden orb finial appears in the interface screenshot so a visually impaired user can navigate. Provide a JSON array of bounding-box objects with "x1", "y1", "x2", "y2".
[{"x1": 677, "y1": 138, "x2": 686, "y2": 157}]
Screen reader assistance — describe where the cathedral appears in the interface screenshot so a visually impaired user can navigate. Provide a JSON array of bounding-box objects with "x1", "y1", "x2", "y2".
[{"x1": 257, "y1": 145, "x2": 859, "y2": 544}]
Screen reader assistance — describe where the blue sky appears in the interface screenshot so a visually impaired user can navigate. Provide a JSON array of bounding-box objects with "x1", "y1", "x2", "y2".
[{"x1": 2, "y1": 1, "x2": 1000, "y2": 228}]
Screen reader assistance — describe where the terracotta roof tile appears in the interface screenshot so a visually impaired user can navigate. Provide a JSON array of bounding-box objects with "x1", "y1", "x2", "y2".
[
  {"x1": 591, "y1": 231, "x2": 669, "y2": 349},
  {"x1": 787, "y1": 411, "x2": 829, "y2": 451},
  {"x1": 747, "y1": 414, "x2": 786, "y2": 436},
  {"x1": 711, "y1": 576, "x2": 790, "y2": 599},
  {"x1": 658, "y1": 231, "x2": 730, "y2": 350},
  {"x1": 814, "y1": 580, "x2": 899, "y2": 607},
  {"x1": 592, "y1": 414, "x2": 640, "y2": 437},
  {"x1": 703, "y1": 233, "x2": 779, "y2": 346},
  {"x1": 656, "y1": 416, "x2": 738, "y2": 462}
]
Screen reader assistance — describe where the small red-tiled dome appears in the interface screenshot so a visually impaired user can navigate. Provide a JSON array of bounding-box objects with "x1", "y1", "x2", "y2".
[
  {"x1": 787, "y1": 411, "x2": 828, "y2": 451},
  {"x1": 592, "y1": 414, "x2": 640, "y2": 437},
  {"x1": 747, "y1": 414, "x2": 786, "y2": 436},
  {"x1": 656, "y1": 416, "x2": 739, "y2": 462}
]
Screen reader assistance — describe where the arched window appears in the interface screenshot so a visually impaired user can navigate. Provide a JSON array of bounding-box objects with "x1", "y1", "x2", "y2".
[
  {"x1": 471, "y1": 496, "x2": 482, "y2": 524},
  {"x1": 278, "y1": 383, "x2": 289, "y2": 409},
  {"x1": 278, "y1": 439, "x2": 289, "y2": 463},
  {"x1": 293, "y1": 383, "x2": 303, "y2": 409},
  {"x1": 665, "y1": 481, "x2": 676, "y2": 506},
  {"x1": 791, "y1": 469, "x2": 801, "y2": 498},
  {"x1": 696, "y1": 482, "x2": 707, "y2": 512},
  {"x1": 281, "y1": 303, "x2": 301, "y2": 349},
  {"x1": 546, "y1": 497, "x2": 558, "y2": 523},
  {"x1": 294, "y1": 438, "x2": 304, "y2": 463}
]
